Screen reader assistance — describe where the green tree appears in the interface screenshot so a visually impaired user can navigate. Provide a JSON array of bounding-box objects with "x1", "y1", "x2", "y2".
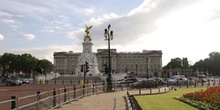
[
  {"x1": 163, "y1": 57, "x2": 190, "y2": 69},
  {"x1": 163, "y1": 58, "x2": 182, "y2": 69},
  {"x1": 193, "y1": 52, "x2": 220, "y2": 76},
  {"x1": 182, "y1": 58, "x2": 189, "y2": 68},
  {"x1": 35, "y1": 59, "x2": 53, "y2": 74},
  {"x1": 0, "y1": 52, "x2": 53, "y2": 77},
  {"x1": 0, "y1": 53, "x2": 18, "y2": 76},
  {"x1": 17, "y1": 53, "x2": 38, "y2": 75}
]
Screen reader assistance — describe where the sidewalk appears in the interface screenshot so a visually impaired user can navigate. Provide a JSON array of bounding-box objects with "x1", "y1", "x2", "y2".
[
  {"x1": 57, "y1": 91, "x2": 128, "y2": 110},
  {"x1": 57, "y1": 87, "x2": 169, "y2": 110}
]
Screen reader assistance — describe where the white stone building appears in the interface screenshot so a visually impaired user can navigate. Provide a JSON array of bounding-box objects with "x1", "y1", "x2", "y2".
[{"x1": 53, "y1": 49, "x2": 162, "y2": 77}]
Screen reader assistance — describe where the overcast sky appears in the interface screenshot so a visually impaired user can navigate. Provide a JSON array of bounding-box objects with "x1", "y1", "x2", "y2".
[{"x1": 0, "y1": 0, "x2": 220, "y2": 66}]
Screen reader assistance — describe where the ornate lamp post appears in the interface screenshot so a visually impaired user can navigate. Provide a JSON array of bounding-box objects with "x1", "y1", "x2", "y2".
[{"x1": 104, "y1": 24, "x2": 113, "y2": 91}]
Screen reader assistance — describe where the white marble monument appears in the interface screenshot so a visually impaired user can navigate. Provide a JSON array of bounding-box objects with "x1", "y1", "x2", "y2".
[{"x1": 75, "y1": 25, "x2": 100, "y2": 76}]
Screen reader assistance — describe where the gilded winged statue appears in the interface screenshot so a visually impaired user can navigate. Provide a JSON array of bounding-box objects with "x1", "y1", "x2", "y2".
[
  {"x1": 85, "y1": 25, "x2": 93, "y2": 35},
  {"x1": 84, "y1": 25, "x2": 92, "y2": 41}
]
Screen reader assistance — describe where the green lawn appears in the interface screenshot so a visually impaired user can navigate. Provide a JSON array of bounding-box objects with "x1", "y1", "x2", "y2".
[{"x1": 135, "y1": 87, "x2": 206, "y2": 110}]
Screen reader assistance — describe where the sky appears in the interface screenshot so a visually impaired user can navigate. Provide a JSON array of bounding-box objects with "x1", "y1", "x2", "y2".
[{"x1": 0, "y1": 0, "x2": 220, "y2": 66}]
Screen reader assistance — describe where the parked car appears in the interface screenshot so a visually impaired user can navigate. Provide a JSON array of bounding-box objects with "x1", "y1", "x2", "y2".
[
  {"x1": 168, "y1": 75, "x2": 188, "y2": 85},
  {"x1": 149, "y1": 77, "x2": 167, "y2": 86},
  {"x1": 196, "y1": 75, "x2": 207, "y2": 83},
  {"x1": 120, "y1": 78, "x2": 138, "y2": 84},
  {"x1": 20, "y1": 78, "x2": 30, "y2": 84},
  {"x1": 132, "y1": 79, "x2": 157, "y2": 88},
  {"x1": 6, "y1": 76, "x2": 22, "y2": 86},
  {"x1": 187, "y1": 77, "x2": 195, "y2": 85}
]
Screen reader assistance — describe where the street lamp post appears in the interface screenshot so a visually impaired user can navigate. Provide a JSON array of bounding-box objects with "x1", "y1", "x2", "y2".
[
  {"x1": 104, "y1": 24, "x2": 113, "y2": 91},
  {"x1": 136, "y1": 64, "x2": 138, "y2": 76},
  {"x1": 146, "y1": 57, "x2": 149, "y2": 78}
]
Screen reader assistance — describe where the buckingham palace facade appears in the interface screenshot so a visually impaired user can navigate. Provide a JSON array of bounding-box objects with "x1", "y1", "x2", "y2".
[{"x1": 53, "y1": 49, "x2": 162, "y2": 77}]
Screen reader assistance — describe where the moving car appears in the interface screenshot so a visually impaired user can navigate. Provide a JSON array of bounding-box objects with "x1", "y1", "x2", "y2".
[
  {"x1": 6, "y1": 76, "x2": 22, "y2": 86},
  {"x1": 168, "y1": 75, "x2": 188, "y2": 85}
]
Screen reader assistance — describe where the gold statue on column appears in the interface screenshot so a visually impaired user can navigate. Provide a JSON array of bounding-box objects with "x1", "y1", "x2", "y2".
[{"x1": 84, "y1": 25, "x2": 93, "y2": 41}]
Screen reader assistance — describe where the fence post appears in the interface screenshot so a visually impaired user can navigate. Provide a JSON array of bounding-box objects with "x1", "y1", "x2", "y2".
[
  {"x1": 11, "y1": 95, "x2": 16, "y2": 110},
  {"x1": 201, "y1": 80, "x2": 204, "y2": 87},
  {"x1": 150, "y1": 88, "x2": 152, "y2": 94},
  {"x1": 62, "y1": 79, "x2": 64, "y2": 84},
  {"x1": 103, "y1": 80, "x2": 105, "y2": 92},
  {"x1": 194, "y1": 81, "x2": 197, "y2": 87},
  {"x1": 53, "y1": 89, "x2": 56, "y2": 107},
  {"x1": 158, "y1": 88, "x2": 160, "y2": 93},
  {"x1": 73, "y1": 85, "x2": 76, "y2": 99},
  {"x1": 93, "y1": 83, "x2": 95, "y2": 95},
  {"x1": 96, "y1": 82, "x2": 98, "y2": 94},
  {"x1": 64, "y1": 87, "x2": 67, "y2": 102},
  {"x1": 83, "y1": 84, "x2": 85, "y2": 96},
  {"x1": 37, "y1": 91, "x2": 41, "y2": 110},
  {"x1": 139, "y1": 86, "x2": 141, "y2": 95}
]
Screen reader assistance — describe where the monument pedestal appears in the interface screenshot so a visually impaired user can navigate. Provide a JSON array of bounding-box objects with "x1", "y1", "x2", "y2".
[{"x1": 75, "y1": 26, "x2": 100, "y2": 76}]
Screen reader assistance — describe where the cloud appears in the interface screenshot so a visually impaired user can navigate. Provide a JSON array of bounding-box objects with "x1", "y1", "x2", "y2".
[
  {"x1": 0, "y1": 34, "x2": 4, "y2": 41},
  {"x1": 23, "y1": 34, "x2": 35, "y2": 40},
  {"x1": 0, "y1": 19, "x2": 15, "y2": 23},
  {"x1": 9, "y1": 45, "x2": 76, "y2": 63},
  {"x1": 83, "y1": 6, "x2": 95, "y2": 15},
  {"x1": 0, "y1": 11, "x2": 13, "y2": 17},
  {"x1": 66, "y1": 0, "x2": 201, "y2": 51}
]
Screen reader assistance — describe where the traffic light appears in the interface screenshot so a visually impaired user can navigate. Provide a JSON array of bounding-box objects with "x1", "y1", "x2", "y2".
[
  {"x1": 85, "y1": 61, "x2": 89, "y2": 73},
  {"x1": 80, "y1": 64, "x2": 84, "y2": 72}
]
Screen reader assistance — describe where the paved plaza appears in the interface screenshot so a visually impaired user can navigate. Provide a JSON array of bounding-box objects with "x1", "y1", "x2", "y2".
[
  {"x1": 58, "y1": 91, "x2": 128, "y2": 110},
  {"x1": 57, "y1": 87, "x2": 169, "y2": 110}
]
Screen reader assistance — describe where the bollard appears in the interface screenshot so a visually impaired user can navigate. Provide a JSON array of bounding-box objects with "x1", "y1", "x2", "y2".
[
  {"x1": 64, "y1": 87, "x2": 67, "y2": 102},
  {"x1": 139, "y1": 86, "x2": 141, "y2": 95},
  {"x1": 37, "y1": 91, "x2": 41, "y2": 110},
  {"x1": 53, "y1": 89, "x2": 56, "y2": 107},
  {"x1": 11, "y1": 95, "x2": 16, "y2": 110}
]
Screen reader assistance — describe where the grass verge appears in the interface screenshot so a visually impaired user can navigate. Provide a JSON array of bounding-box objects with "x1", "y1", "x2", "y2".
[{"x1": 135, "y1": 87, "x2": 206, "y2": 110}]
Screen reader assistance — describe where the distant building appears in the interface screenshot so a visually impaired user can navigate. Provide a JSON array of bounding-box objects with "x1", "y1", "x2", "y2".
[
  {"x1": 53, "y1": 49, "x2": 163, "y2": 77},
  {"x1": 162, "y1": 68, "x2": 194, "y2": 78}
]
